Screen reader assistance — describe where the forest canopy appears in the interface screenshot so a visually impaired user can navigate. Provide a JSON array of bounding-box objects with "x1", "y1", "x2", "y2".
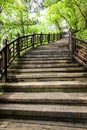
[{"x1": 0, "y1": 0, "x2": 87, "y2": 46}]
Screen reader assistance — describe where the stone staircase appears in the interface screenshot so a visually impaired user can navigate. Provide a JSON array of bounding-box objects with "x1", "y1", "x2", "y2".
[{"x1": 0, "y1": 39, "x2": 87, "y2": 123}]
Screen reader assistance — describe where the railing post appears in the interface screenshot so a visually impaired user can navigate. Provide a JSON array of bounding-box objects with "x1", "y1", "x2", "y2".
[
  {"x1": 69, "y1": 29, "x2": 72, "y2": 44},
  {"x1": 86, "y1": 43, "x2": 87, "y2": 68},
  {"x1": 17, "y1": 33, "x2": 20, "y2": 58},
  {"x1": 57, "y1": 33, "x2": 59, "y2": 40},
  {"x1": 31, "y1": 33, "x2": 35, "y2": 48},
  {"x1": 40, "y1": 32, "x2": 43, "y2": 45},
  {"x1": 60, "y1": 32, "x2": 62, "y2": 39},
  {"x1": 2, "y1": 38, "x2": 8, "y2": 82},
  {"x1": 53, "y1": 34, "x2": 55, "y2": 41},
  {"x1": 48, "y1": 33, "x2": 50, "y2": 43},
  {"x1": 71, "y1": 36, "x2": 76, "y2": 62},
  {"x1": 71, "y1": 30, "x2": 77, "y2": 57},
  {"x1": 71, "y1": 37, "x2": 74, "y2": 56}
]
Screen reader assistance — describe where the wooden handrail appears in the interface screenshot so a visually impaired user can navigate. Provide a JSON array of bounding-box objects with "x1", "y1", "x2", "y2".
[
  {"x1": 72, "y1": 36, "x2": 87, "y2": 44},
  {"x1": 0, "y1": 32, "x2": 61, "y2": 82},
  {"x1": 70, "y1": 34, "x2": 87, "y2": 69}
]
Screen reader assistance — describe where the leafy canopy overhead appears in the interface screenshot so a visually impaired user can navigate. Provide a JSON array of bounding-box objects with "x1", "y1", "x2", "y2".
[{"x1": 0, "y1": 0, "x2": 87, "y2": 46}]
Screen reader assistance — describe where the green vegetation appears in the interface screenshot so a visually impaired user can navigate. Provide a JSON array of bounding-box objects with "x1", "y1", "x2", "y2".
[{"x1": 0, "y1": 0, "x2": 87, "y2": 47}]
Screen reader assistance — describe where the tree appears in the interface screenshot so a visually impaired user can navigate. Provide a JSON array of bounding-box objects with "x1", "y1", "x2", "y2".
[{"x1": 0, "y1": 0, "x2": 87, "y2": 47}]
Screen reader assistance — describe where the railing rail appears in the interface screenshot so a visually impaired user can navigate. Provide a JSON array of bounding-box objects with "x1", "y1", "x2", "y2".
[
  {"x1": 0, "y1": 32, "x2": 61, "y2": 82},
  {"x1": 70, "y1": 33, "x2": 87, "y2": 69}
]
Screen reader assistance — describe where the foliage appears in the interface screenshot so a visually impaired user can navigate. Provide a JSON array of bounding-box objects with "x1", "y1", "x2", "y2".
[
  {"x1": 0, "y1": 0, "x2": 87, "y2": 47},
  {"x1": 45, "y1": 0, "x2": 87, "y2": 39}
]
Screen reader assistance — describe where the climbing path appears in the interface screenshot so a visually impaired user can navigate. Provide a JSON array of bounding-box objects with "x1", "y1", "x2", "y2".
[{"x1": 0, "y1": 38, "x2": 87, "y2": 129}]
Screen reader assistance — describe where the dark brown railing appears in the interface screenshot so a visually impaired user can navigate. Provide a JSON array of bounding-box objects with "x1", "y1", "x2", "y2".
[
  {"x1": 0, "y1": 32, "x2": 60, "y2": 82},
  {"x1": 70, "y1": 34, "x2": 87, "y2": 69}
]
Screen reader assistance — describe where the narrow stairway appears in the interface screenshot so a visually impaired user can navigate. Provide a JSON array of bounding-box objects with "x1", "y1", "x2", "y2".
[{"x1": 0, "y1": 38, "x2": 87, "y2": 123}]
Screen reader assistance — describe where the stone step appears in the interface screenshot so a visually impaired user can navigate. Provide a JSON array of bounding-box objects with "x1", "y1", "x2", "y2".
[
  {"x1": 8, "y1": 67, "x2": 85, "y2": 73},
  {"x1": 24, "y1": 51, "x2": 70, "y2": 55},
  {"x1": 37, "y1": 44, "x2": 69, "y2": 48},
  {"x1": 25, "y1": 49, "x2": 69, "y2": 52},
  {"x1": 0, "y1": 92, "x2": 87, "y2": 105},
  {"x1": 8, "y1": 77, "x2": 87, "y2": 82},
  {"x1": 8, "y1": 72, "x2": 87, "y2": 79},
  {"x1": 35, "y1": 44, "x2": 69, "y2": 47},
  {"x1": 13, "y1": 59, "x2": 73, "y2": 64},
  {"x1": 0, "y1": 81, "x2": 87, "y2": 92},
  {"x1": 0, "y1": 104, "x2": 87, "y2": 122},
  {"x1": 24, "y1": 48, "x2": 69, "y2": 51},
  {"x1": 36, "y1": 44, "x2": 69, "y2": 50},
  {"x1": 23, "y1": 54, "x2": 70, "y2": 58},
  {"x1": 0, "y1": 119, "x2": 87, "y2": 130},
  {"x1": 17, "y1": 57, "x2": 71, "y2": 61},
  {"x1": 36, "y1": 43, "x2": 69, "y2": 48},
  {"x1": 10, "y1": 63, "x2": 80, "y2": 69}
]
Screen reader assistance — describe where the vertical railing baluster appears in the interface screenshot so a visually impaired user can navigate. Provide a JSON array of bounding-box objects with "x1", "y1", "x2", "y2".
[
  {"x1": 53, "y1": 34, "x2": 55, "y2": 42},
  {"x1": 7, "y1": 41, "x2": 9, "y2": 67},
  {"x1": 69, "y1": 29, "x2": 75, "y2": 61},
  {"x1": 57, "y1": 33, "x2": 59, "y2": 40},
  {"x1": 17, "y1": 33, "x2": 20, "y2": 58},
  {"x1": 71, "y1": 36, "x2": 74, "y2": 57},
  {"x1": 40, "y1": 32, "x2": 43, "y2": 45},
  {"x1": 48, "y1": 33, "x2": 50, "y2": 43},
  {"x1": 86, "y1": 43, "x2": 87, "y2": 68},
  {"x1": 60, "y1": 32, "x2": 62, "y2": 39},
  {"x1": 2, "y1": 38, "x2": 8, "y2": 82},
  {"x1": 71, "y1": 36, "x2": 76, "y2": 62},
  {"x1": 31, "y1": 33, "x2": 35, "y2": 48}
]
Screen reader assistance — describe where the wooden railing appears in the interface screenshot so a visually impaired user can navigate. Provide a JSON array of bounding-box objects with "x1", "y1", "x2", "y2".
[
  {"x1": 0, "y1": 32, "x2": 61, "y2": 82},
  {"x1": 70, "y1": 35, "x2": 87, "y2": 69}
]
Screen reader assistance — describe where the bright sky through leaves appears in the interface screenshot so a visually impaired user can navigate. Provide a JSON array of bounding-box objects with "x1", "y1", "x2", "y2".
[{"x1": 0, "y1": 0, "x2": 87, "y2": 47}]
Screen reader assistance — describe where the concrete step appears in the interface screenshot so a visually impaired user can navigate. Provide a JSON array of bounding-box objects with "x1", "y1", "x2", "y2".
[
  {"x1": 34, "y1": 48, "x2": 69, "y2": 51},
  {"x1": 0, "y1": 81, "x2": 87, "y2": 92},
  {"x1": 8, "y1": 72, "x2": 87, "y2": 79},
  {"x1": 8, "y1": 69, "x2": 87, "y2": 82},
  {"x1": 13, "y1": 59, "x2": 73, "y2": 64},
  {"x1": 33, "y1": 45, "x2": 69, "y2": 48},
  {"x1": 37, "y1": 43, "x2": 69, "y2": 47},
  {"x1": 10, "y1": 63, "x2": 80, "y2": 69},
  {"x1": 23, "y1": 54, "x2": 70, "y2": 58},
  {"x1": 0, "y1": 92, "x2": 87, "y2": 105},
  {"x1": 0, "y1": 104, "x2": 87, "y2": 122},
  {"x1": 35, "y1": 43, "x2": 69, "y2": 48},
  {"x1": 24, "y1": 49, "x2": 70, "y2": 55},
  {"x1": 8, "y1": 77, "x2": 87, "y2": 82},
  {"x1": 0, "y1": 119, "x2": 87, "y2": 130},
  {"x1": 17, "y1": 57, "x2": 72, "y2": 61},
  {"x1": 8, "y1": 67, "x2": 85, "y2": 74},
  {"x1": 37, "y1": 44, "x2": 69, "y2": 48}
]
